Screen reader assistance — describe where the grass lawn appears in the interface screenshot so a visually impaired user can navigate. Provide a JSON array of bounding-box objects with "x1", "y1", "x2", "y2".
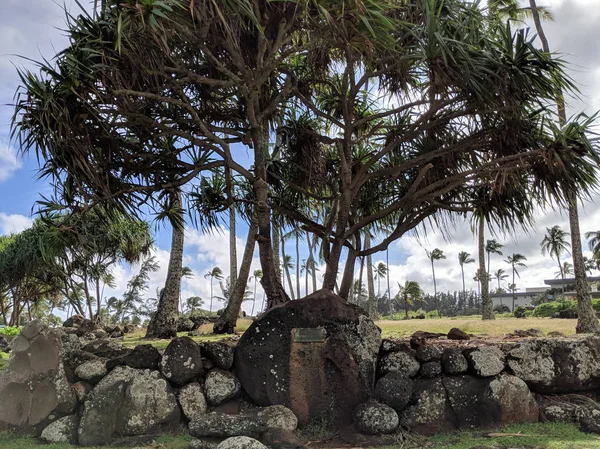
[{"x1": 1, "y1": 423, "x2": 599, "y2": 449}]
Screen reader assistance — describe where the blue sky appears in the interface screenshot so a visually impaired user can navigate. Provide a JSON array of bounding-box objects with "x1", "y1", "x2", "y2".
[{"x1": 1, "y1": 0, "x2": 600, "y2": 313}]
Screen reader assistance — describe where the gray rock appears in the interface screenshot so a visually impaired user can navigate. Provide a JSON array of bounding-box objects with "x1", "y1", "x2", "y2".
[
  {"x1": 465, "y1": 346, "x2": 505, "y2": 377},
  {"x1": 256, "y1": 405, "x2": 298, "y2": 431},
  {"x1": 189, "y1": 412, "x2": 264, "y2": 438},
  {"x1": 217, "y1": 437, "x2": 268, "y2": 449},
  {"x1": 21, "y1": 321, "x2": 43, "y2": 340},
  {"x1": 201, "y1": 342, "x2": 235, "y2": 370},
  {"x1": 353, "y1": 400, "x2": 399, "y2": 435},
  {"x1": 160, "y1": 337, "x2": 203, "y2": 386},
  {"x1": 78, "y1": 366, "x2": 181, "y2": 446},
  {"x1": 374, "y1": 372, "x2": 412, "y2": 412},
  {"x1": 60, "y1": 333, "x2": 82, "y2": 354},
  {"x1": 75, "y1": 359, "x2": 108, "y2": 384},
  {"x1": 92, "y1": 329, "x2": 108, "y2": 340},
  {"x1": 63, "y1": 315, "x2": 85, "y2": 328},
  {"x1": 179, "y1": 383, "x2": 208, "y2": 421},
  {"x1": 543, "y1": 404, "x2": 578, "y2": 423},
  {"x1": 40, "y1": 415, "x2": 79, "y2": 444},
  {"x1": 107, "y1": 344, "x2": 161, "y2": 371},
  {"x1": 82, "y1": 339, "x2": 130, "y2": 360},
  {"x1": 378, "y1": 351, "x2": 420, "y2": 377},
  {"x1": 205, "y1": 369, "x2": 241, "y2": 405},
  {"x1": 578, "y1": 406, "x2": 600, "y2": 434},
  {"x1": 72, "y1": 381, "x2": 92, "y2": 402},
  {"x1": 420, "y1": 361, "x2": 442, "y2": 378},
  {"x1": 441, "y1": 349, "x2": 468, "y2": 375},
  {"x1": 486, "y1": 374, "x2": 539, "y2": 425},
  {"x1": 415, "y1": 345, "x2": 443, "y2": 362},
  {"x1": 190, "y1": 438, "x2": 220, "y2": 449},
  {"x1": 399, "y1": 378, "x2": 456, "y2": 435}
]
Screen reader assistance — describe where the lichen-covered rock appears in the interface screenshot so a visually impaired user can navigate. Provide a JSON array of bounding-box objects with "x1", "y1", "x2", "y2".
[
  {"x1": 107, "y1": 344, "x2": 161, "y2": 371},
  {"x1": 235, "y1": 290, "x2": 381, "y2": 426},
  {"x1": 75, "y1": 320, "x2": 100, "y2": 337},
  {"x1": 543, "y1": 404, "x2": 578, "y2": 423},
  {"x1": 77, "y1": 366, "x2": 181, "y2": 446},
  {"x1": 465, "y1": 346, "x2": 505, "y2": 377},
  {"x1": 40, "y1": 415, "x2": 79, "y2": 444},
  {"x1": 82, "y1": 339, "x2": 130, "y2": 360},
  {"x1": 0, "y1": 322, "x2": 77, "y2": 433},
  {"x1": 420, "y1": 361, "x2": 442, "y2": 378},
  {"x1": 189, "y1": 412, "x2": 264, "y2": 438},
  {"x1": 75, "y1": 359, "x2": 108, "y2": 384},
  {"x1": 578, "y1": 406, "x2": 600, "y2": 434},
  {"x1": 201, "y1": 342, "x2": 235, "y2": 370},
  {"x1": 447, "y1": 328, "x2": 470, "y2": 340},
  {"x1": 441, "y1": 349, "x2": 468, "y2": 375},
  {"x1": 380, "y1": 339, "x2": 411, "y2": 355},
  {"x1": 486, "y1": 374, "x2": 539, "y2": 425},
  {"x1": 160, "y1": 337, "x2": 203, "y2": 386},
  {"x1": 256, "y1": 405, "x2": 298, "y2": 431},
  {"x1": 72, "y1": 381, "x2": 92, "y2": 402},
  {"x1": 205, "y1": 369, "x2": 241, "y2": 405},
  {"x1": 60, "y1": 333, "x2": 82, "y2": 354},
  {"x1": 415, "y1": 345, "x2": 443, "y2": 362},
  {"x1": 63, "y1": 350, "x2": 99, "y2": 382},
  {"x1": 178, "y1": 383, "x2": 208, "y2": 421},
  {"x1": 190, "y1": 438, "x2": 220, "y2": 449},
  {"x1": 378, "y1": 351, "x2": 420, "y2": 377},
  {"x1": 217, "y1": 436, "x2": 268, "y2": 449},
  {"x1": 399, "y1": 378, "x2": 456, "y2": 435},
  {"x1": 353, "y1": 400, "x2": 399, "y2": 435},
  {"x1": 374, "y1": 372, "x2": 412, "y2": 412},
  {"x1": 506, "y1": 335, "x2": 600, "y2": 393},
  {"x1": 178, "y1": 318, "x2": 196, "y2": 333},
  {"x1": 63, "y1": 315, "x2": 85, "y2": 328}
]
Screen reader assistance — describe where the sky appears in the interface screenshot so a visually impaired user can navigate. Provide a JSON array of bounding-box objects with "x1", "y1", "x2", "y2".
[{"x1": 1, "y1": 0, "x2": 600, "y2": 315}]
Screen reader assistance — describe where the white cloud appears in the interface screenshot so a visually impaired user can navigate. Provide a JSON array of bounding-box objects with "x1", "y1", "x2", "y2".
[
  {"x1": 0, "y1": 212, "x2": 32, "y2": 234},
  {"x1": 0, "y1": 143, "x2": 21, "y2": 182}
]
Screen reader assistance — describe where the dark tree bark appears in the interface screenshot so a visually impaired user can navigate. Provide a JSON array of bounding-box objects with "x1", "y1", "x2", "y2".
[
  {"x1": 146, "y1": 191, "x2": 184, "y2": 339},
  {"x1": 214, "y1": 220, "x2": 258, "y2": 334}
]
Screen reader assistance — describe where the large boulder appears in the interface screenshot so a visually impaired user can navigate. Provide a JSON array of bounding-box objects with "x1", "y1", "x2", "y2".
[
  {"x1": 205, "y1": 369, "x2": 241, "y2": 405},
  {"x1": 506, "y1": 335, "x2": 600, "y2": 393},
  {"x1": 234, "y1": 290, "x2": 381, "y2": 426},
  {"x1": 160, "y1": 337, "x2": 203, "y2": 386},
  {"x1": 40, "y1": 415, "x2": 79, "y2": 444},
  {"x1": 217, "y1": 437, "x2": 268, "y2": 449},
  {"x1": 374, "y1": 372, "x2": 412, "y2": 412},
  {"x1": 353, "y1": 400, "x2": 399, "y2": 435},
  {"x1": 77, "y1": 366, "x2": 181, "y2": 446},
  {"x1": 0, "y1": 322, "x2": 77, "y2": 433}
]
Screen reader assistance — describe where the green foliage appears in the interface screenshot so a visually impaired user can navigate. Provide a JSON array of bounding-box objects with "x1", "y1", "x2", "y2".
[
  {"x1": 533, "y1": 300, "x2": 575, "y2": 317},
  {"x1": 0, "y1": 326, "x2": 20, "y2": 337},
  {"x1": 513, "y1": 306, "x2": 528, "y2": 318},
  {"x1": 493, "y1": 304, "x2": 511, "y2": 314}
]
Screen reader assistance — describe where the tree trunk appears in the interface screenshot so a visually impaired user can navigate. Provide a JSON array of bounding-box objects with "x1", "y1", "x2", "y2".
[
  {"x1": 386, "y1": 248, "x2": 391, "y2": 300},
  {"x1": 365, "y1": 233, "x2": 376, "y2": 317},
  {"x1": 95, "y1": 281, "x2": 102, "y2": 323},
  {"x1": 82, "y1": 276, "x2": 94, "y2": 320},
  {"x1": 339, "y1": 248, "x2": 357, "y2": 300},
  {"x1": 295, "y1": 231, "x2": 301, "y2": 299},
  {"x1": 311, "y1": 236, "x2": 318, "y2": 293},
  {"x1": 272, "y1": 222, "x2": 282, "y2": 284},
  {"x1": 281, "y1": 238, "x2": 296, "y2": 300},
  {"x1": 214, "y1": 220, "x2": 259, "y2": 334},
  {"x1": 512, "y1": 266, "x2": 516, "y2": 312},
  {"x1": 480, "y1": 218, "x2": 494, "y2": 320},
  {"x1": 146, "y1": 192, "x2": 184, "y2": 339},
  {"x1": 229, "y1": 205, "x2": 238, "y2": 291},
  {"x1": 306, "y1": 232, "x2": 314, "y2": 295}
]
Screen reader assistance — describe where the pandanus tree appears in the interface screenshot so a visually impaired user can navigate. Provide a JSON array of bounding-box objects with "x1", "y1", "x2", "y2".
[{"x1": 12, "y1": 0, "x2": 600, "y2": 315}]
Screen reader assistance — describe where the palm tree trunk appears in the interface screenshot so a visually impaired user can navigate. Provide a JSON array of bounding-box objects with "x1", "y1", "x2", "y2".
[
  {"x1": 311, "y1": 236, "x2": 318, "y2": 292},
  {"x1": 557, "y1": 254, "x2": 564, "y2": 293},
  {"x1": 210, "y1": 279, "x2": 213, "y2": 312},
  {"x1": 365, "y1": 233, "x2": 376, "y2": 317},
  {"x1": 386, "y1": 248, "x2": 391, "y2": 301},
  {"x1": 306, "y1": 232, "x2": 315, "y2": 294},
  {"x1": 281, "y1": 239, "x2": 296, "y2": 300},
  {"x1": 404, "y1": 294, "x2": 409, "y2": 320},
  {"x1": 272, "y1": 222, "x2": 282, "y2": 284},
  {"x1": 529, "y1": 0, "x2": 599, "y2": 332},
  {"x1": 214, "y1": 220, "x2": 258, "y2": 334},
  {"x1": 358, "y1": 255, "x2": 365, "y2": 307},
  {"x1": 146, "y1": 192, "x2": 184, "y2": 339},
  {"x1": 512, "y1": 265, "x2": 516, "y2": 312},
  {"x1": 461, "y1": 265, "x2": 466, "y2": 305},
  {"x1": 252, "y1": 277, "x2": 257, "y2": 316},
  {"x1": 480, "y1": 218, "x2": 494, "y2": 320},
  {"x1": 229, "y1": 205, "x2": 238, "y2": 289},
  {"x1": 95, "y1": 282, "x2": 102, "y2": 323},
  {"x1": 295, "y1": 231, "x2": 301, "y2": 298}
]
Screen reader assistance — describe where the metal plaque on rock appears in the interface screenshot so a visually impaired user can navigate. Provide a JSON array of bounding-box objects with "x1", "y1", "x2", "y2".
[{"x1": 291, "y1": 327, "x2": 326, "y2": 343}]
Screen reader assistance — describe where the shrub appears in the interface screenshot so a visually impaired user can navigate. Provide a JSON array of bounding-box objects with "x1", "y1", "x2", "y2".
[
  {"x1": 493, "y1": 304, "x2": 511, "y2": 314},
  {"x1": 514, "y1": 306, "x2": 527, "y2": 318},
  {"x1": 533, "y1": 300, "x2": 576, "y2": 318},
  {"x1": 0, "y1": 326, "x2": 21, "y2": 337}
]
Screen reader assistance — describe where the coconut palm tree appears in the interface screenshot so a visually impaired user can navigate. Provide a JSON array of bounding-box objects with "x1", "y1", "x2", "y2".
[
  {"x1": 281, "y1": 254, "x2": 296, "y2": 300},
  {"x1": 541, "y1": 225, "x2": 571, "y2": 292},
  {"x1": 426, "y1": 248, "x2": 446, "y2": 315},
  {"x1": 583, "y1": 256, "x2": 596, "y2": 275},
  {"x1": 458, "y1": 252, "x2": 475, "y2": 302},
  {"x1": 585, "y1": 231, "x2": 600, "y2": 269},
  {"x1": 505, "y1": 254, "x2": 527, "y2": 311},
  {"x1": 396, "y1": 281, "x2": 424, "y2": 320},
  {"x1": 250, "y1": 269, "x2": 262, "y2": 317},
  {"x1": 494, "y1": 269, "x2": 509, "y2": 291},
  {"x1": 485, "y1": 240, "x2": 504, "y2": 274},
  {"x1": 185, "y1": 296, "x2": 203, "y2": 314},
  {"x1": 374, "y1": 262, "x2": 388, "y2": 298},
  {"x1": 555, "y1": 262, "x2": 573, "y2": 279},
  {"x1": 204, "y1": 267, "x2": 223, "y2": 313}
]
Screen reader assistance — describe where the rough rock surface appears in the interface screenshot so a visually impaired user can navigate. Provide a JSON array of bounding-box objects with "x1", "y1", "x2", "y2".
[
  {"x1": 441, "y1": 349, "x2": 468, "y2": 375},
  {"x1": 415, "y1": 345, "x2": 443, "y2": 362},
  {"x1": 465, "y1": 347, "x2": 506, "y2": 377},
  {"x1": 487, "y1": 374, "x2": 539, "y2": 425},
  {"x1": 160, "y1": 337, "x2": 203, "y2": 386},
  {"x1": 107, "y1": 344, "x2": 161, "y2": 370},
  {"x1": 234, "y1": 290, "x2": 381, "y2": 426},
  {"x1": 399, "y1": 378, "x2": 456, "y2": 435},
  {"x1": 178, "y1": 318, "x2": 196, "y2": 333},
  {"x1": 578, "y1": 407, "x2": 600, "y2": 434},
  {"x1": 256, "y1": 405, "x2": 298, "y2": 431},
  {"x1": 205, "y1": 369, "x2": 241, "y2": 405},
  {"x1": 217, "y1": 436, "x2": 268, "y2": 449},
  {"x1": 0, "y1": 322, "x2": 77, "y2": 432},
  {"x1": 75, "y1": 359, "x2": 108, "y2": 384},
  {"x1": 378, "y1": 351, "x2": 420, "y2": 377},
  {"x1": 78, "y1": 366, "x2": 181, "y2": 446},
  {"x1": 543, "y1": 404, "x2": 578, "y2": 423},
  {"x1": 353, "y1": 400, "x2": 399, "y2": 435},
  {"x1": 81, "y1": 339, "x2": 130, "y2": 360},
  {"x1": 63, "y1": 315, "x2": 85, "y2": 328},
  {"x1": 190, "y1": 438, "x2": 220, "y2": 449},
  {"x1": 189, "y1": 413, "x2": 264, "y2": 438},
  {"x1": 178, "y1": 383, "x2": 208, "y2": 421},
  {"x1": 447, "y1": 328, "x2": 470, "y2": 340},
  {"x1": 506, "y1": 335, "x2": 600, "y2": 393},
  {"x1": 40, "y1": 415, "x2": 79, "y2": 444},
  {"x1": 420, "y1": 361, "x2": 442, "y2": 378},
  {"x1": 63, "y1": 350, "x2": 99, "y2": 382},
  {"x1": 374, "y1": 372, "x2": 412, "y2": 412},
  {"x1": 201, "y1": 342, "x2": 235, "y2": 370}
]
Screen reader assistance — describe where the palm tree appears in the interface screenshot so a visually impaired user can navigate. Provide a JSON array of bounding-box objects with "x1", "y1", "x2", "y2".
[
  {"x1": 250, "y1": 269, "x2": 262, "y2": 316},
  {"x1": 585, "y1": 231, "x2": 600, "y2": 269},
  {"x1": 426, "y1": 248, "x2": 446, "y2": 315},
  {"x1": 374, "y1": 262, "x2": 388, "y2": 298},
  {"x1": 204, "y1": 267, "x2": 223, "y2": 312},
  {"x1": 396, "y1": 281, "x2": 424, "y2": 320},
  {"x1": 365, "y1": 232, "x2": 376, "y2": 317},
  {"x1": 180, "y1": 266, "x2": 193, "y2": 314},
  {"x1": 485, "y1": 240, "x2": 504, "y2": 275},
  {"x1": 505, "y1": 254, "x2": 527, "y2": 311},
  {"x1": 555, "y1": 261, "x2": 573, "y2": 279},
  {"x1": 541, "y1": 225, "x2": 571, "y2": 292},
  {"x1": 583, "y1": 256, "x2": 596, "y2": 275},
  {"x1": 458, "y1": 251, "x2": 475, "y2": 303},
  {"x1": 494, "y1": 269, "x2": 509, "y2": 291},
  {"x1": 281, "y1": 254, "x2": 296, "y2": 300},
  {"x1": 185, "y1": 296, "x2": 203, "y2": 314}
]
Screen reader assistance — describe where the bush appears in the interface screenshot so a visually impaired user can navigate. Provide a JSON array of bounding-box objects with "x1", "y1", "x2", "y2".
[
  {"x1": 0, "y1": 326, "x2": 21, "y2": 337},
  {"x1": 514, "y1": 306, "x2": 527, "y2": 318},
  {"x1": 493, "y1": 304, "x2": 511, "y2": 314},
  {"x1": 533, "y1": 300, "x2": 576, "y2": 318}
]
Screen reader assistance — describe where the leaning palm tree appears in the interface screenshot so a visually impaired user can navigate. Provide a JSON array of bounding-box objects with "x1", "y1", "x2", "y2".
[
  {"x1": 485, "y1": 240, "x2": 504, "y2": 275},
  {"x1": 458, "y1": 252, "x2": 475, "y2": 302},
  {"x1": 250, "y1": 269, "x2": 262, "y2": 317},
  {"x1": 396, "y1": 281, "x2": 424, "y2": 320},
  {"x1": 541, "y1": 225, "x2": 571, "y2": 292},
  {"x1": 374, "y1": 262, "x2": 388, "y2": 298},
  {"x1": 555, "y1": 261, "x2": 573, "y2": 279},
  {"x1": 426, "y1": 248, "x2": 446, "y2": 315},
  {"x1": 505, "y1": 254, "x2": 527, "y2": 311},
  {"x1": 493, "y1": 269, "x2": 509, "y2": 291},
  {"x1": 204, "y1": 267, "x2": 223, "y2": 313}
]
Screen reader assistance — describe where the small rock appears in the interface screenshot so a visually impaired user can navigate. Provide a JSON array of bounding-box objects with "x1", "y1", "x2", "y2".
[
  {"x1": 92, "y1": 329, "x2": 108, "y2": 339},
  {"x1": 75, "y1": 319, "x2": 99, "y2": 337},
  {"x1": 75, "y1": 359, "x2": 108, "y2": 384},
  {"x1": 260, "y1": 428, "x2": 305, "y2": 449},
  {"x1": 441, "y1": 349, "x2": 468, "y2": 375},
  {"x1": 178, "y1": 318, "x2": 196, "y2": 333},
  {"x1": 380, "y1": 339, "x2": 413, "y2": 355},
  {"x1": 374, "y1": 372, "x2": 412, "y2": 412},
  {"x1": 123, "y1": 324, "x2": 136, "y2": 334},
  {"x1": 447, "y1": 328, "x2": 470, "y2": 340},
  {"x1": 465, "y1": 347, "x2": 505, "y2": 377},
  {"x1": 40, "y1": 415, "x2": 79, "y2": 444},
  {"x1": 160, "y1": 337, "x2": 203, "y2": 386},
  {"x1": 63, "y1": 315, "x2": 85, "y2": 328},
  {"x1": 179, "y1": 383, "x2": 208, "y2": 421},
  {"x1": 107, "y1": 344, "x2": 161, "y2": 370},
  {"x1": 72, "y1": 381, "x2": 92, "y2": 402},
  {"x1": 410, "y1": 331, "x2": 445, "y2": 349},
  {"x1": 415, "y1": 344, "x2": 443, "y2": 362},
  {"x1": 82, "y1": 339, "x2": 130, "y2": 359},
  {"x1": 353, "y1": 400, "x2": 399, "y2": 435},
  {"x1": 378, "y1": 351, "x2": 420, "y2": 377},
  {"x1": 217, "y1": 436, "x2": 268, "y2": 449},
  {"x1": 0, "y1": 336, "x2": 9, "y2": 352},
  {"x1": 201, "y1": 342, "x2": 235, "y2": 370},
  {"x1": 420, "y1": 361, "x2": 442, "y2": 378},
  {"x1": 547, "y1": 331, "x2": 566, "y2": 338},
  {"x1": 205, "y1": 369, "x2": 241, "y2": 405},
  {"x1": 257, "y1": 405, "x2": 298, "y2": 431},
  {"x1": 578, "y1": 407, "x2": 600, "y2": 434}
]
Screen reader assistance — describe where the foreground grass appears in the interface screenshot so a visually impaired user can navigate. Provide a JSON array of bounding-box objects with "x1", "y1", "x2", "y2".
[{"x1": 2, "y1": 423, "x2": 598, "y2": 449}]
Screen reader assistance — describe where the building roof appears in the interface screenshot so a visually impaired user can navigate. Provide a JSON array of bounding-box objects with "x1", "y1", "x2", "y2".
[
  {"x1": 490, "y1": 291, "x2": 540, "y2": 298},
  {"x1": 544, "y1": 276, "x2": 600, "y2": 286}
]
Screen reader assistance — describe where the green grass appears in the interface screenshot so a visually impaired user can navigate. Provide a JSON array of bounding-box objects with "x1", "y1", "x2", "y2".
[
  {"x1": 0, "y1": 352, "x2": 9, "y2": 371},
  {"x1": 0, "y1": 432, "x2": 191, "y2": 449}
]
